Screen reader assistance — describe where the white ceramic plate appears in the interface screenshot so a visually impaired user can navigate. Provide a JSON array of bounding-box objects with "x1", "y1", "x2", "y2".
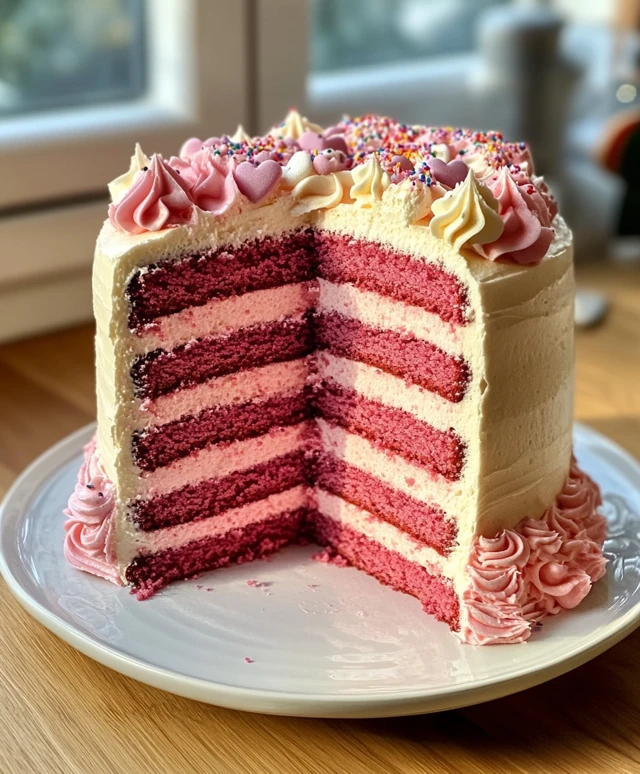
[{"x1": 1, "y1": 423, "x2": 640, "y2": 718}]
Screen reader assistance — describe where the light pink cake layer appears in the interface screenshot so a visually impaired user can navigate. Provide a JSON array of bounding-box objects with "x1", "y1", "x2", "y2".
[
  {"x1": 138, "y1": 422, "x2": 312, "y2": 497},
  {"x1": 140, "y1": 359, "x2": 309, "y2": 428},
  {"x1": 136, "y1": 485, "x2": 308, "y2": 554},
  {"x1": 316, "y1": 419, "x2": 455, "y2": 509},
  {"x1": 133, "y1": 282, "x2": 314, "y2": 353},
  {"x1": 317, "y1": 279, "x2": 466, "y2": 355},
  {"x1": 314, "y1": 489, "x2": 445, "y2": 575},
  {"x1": 316, "y1": 353, "x2": 465, "y2": 432}
]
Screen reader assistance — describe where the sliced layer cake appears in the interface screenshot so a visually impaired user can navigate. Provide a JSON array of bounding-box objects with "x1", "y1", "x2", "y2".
[{"x1": 64, "y1": 112, "x2": 607, "y2": 644}]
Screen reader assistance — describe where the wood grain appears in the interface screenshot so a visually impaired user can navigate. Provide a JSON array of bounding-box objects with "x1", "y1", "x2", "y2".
[{"x1": 0, "y1": 264, "x2": 639, "y2": 774}]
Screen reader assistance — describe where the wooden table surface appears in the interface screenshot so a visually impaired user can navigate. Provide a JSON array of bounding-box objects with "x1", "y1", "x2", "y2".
[{"x1": 1, "y1": 264, "x2": 639, "y2": 774}]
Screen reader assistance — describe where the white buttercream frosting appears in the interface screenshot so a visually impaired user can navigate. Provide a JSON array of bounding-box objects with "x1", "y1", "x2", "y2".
[{"x1": 92, "y1": 179, "x2": 575, "y2": 629}]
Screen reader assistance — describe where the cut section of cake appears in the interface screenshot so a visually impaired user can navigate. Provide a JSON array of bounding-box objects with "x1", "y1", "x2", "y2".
[{"x1": 64, "y1": 112, "x2": 607, "y2": 644}]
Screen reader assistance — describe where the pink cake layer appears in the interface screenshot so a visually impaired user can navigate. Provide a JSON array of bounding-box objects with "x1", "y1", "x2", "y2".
[
  {"x1": 143, "y1": 359, "x2": 309, "y2": 428},
  {"x1": 133, "y1": 390, "x2": 310, "y2": 471},
  {"x1": 127, "y1": 230, "x2": 316, "y2": 328},
  {"x1": 126, "y1": 509, "x2": 305, "y2": 599},
  {"x1": 315, "y1": 232, "x2": 469, "y2": 325},
  {"x1": 313, "y1": 379, "x2": 465, "y2": 480},
  {"x1": 132, "y1": 449, "x2": 308, "y2": 530},
  {"x1": 139, "y1": 423, "x2": 312, "y2": 498},
  {"x1": 316, "y1": 454, "x2": 457, "y2": 555},
  {"x1": 131, "y1": 316, "x2": 313, "y2": 399},
  {"x1": 315, "y1": 311, "x2": 469, "y2": 403},
  {"x1": 308, "y1": 511, "x2": 460, "y2": 627}
]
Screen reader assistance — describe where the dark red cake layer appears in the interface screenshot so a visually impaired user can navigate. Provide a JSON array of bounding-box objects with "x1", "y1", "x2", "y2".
[
  {"x1": 312, "y1": 380, "x2": 465, "y2": 480},
  {"x1": 133, "y1": 391, "x2": 310, "y2": 472},
  {"x1": 131, "y1": 316, "x2": 313, "y2": 399},
  {"x1": 315, "y1": 455, "x2": 457, "y2": 555},
  {"x1": 132, "y1": 450, "x2": 308, "y2": 531},
  {"x1": 307, "y1": 512, "x2": 460, "y2": 627},
  {"x1": 316, "y1": 232, "x2": 469, "y2": 325},
  {"x1": 126, "y1": 510, "x2": 305, "y2": 599},
  {"x1": 315, "y1": 312, "x2": 469, "y2": 403},
  {"x1": 127, "y1": 230, "x2": 316, "y2": 329}
]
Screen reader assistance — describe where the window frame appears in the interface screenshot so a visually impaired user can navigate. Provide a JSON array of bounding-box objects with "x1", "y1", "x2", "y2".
[{"x1": 0, "y1": 0, "x2": 251, "y2": 210}]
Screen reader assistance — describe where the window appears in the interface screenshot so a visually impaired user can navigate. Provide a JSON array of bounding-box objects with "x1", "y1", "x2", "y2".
[
  {"x1": 311, "y1": 0, "x2": 508, "y2": 73},
  {"x1": 0, "y1": 0, "x2": 250, "y2": 342},
  {"x1": 0, "y1": 0, "x2": 147, "y2": 118}
]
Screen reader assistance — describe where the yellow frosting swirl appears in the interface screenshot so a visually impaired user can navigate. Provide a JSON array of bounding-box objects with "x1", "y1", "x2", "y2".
[
  {"x1": 292, "y1": 170, "x2": 354, "y2": 214},
  {"x1": 429, "y1": 169, "x2": 504, "y2": 251},
  {"x1": 108, "y1": 143, "x2": 150, "y2": 202},
  {"x1": 230, "y1": 124, "x2": 252, "y2": 143},
  {"x1": 273, "y1": 109, "x2": 323, "y2": 140},
  {"x1": 281, "y1": 150, "x2": 315, "y2": 189},
  {"x1": 350, "y1": 156, "x2": 390, "y2": 207}
]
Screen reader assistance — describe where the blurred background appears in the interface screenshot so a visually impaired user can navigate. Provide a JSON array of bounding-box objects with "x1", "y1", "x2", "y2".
[{"x1": 0, "y1": 0, "x2": 638, "y2": 342}]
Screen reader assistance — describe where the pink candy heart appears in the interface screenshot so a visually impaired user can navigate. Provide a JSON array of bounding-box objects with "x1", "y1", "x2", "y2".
[
  {"x1": 299, "y1": 130, "x2": 349, "y2": 155},
  {"x1": 233, "y1": 160, "x2": 282, "y2": 203},
  {"x1": 299, "y1": 131, "x2": 326, "y2": 152},
  {"x1": 391, "y1": 155, "x2": 414, "y2": 172},
  {"x1": 426, "y1": 158, "x2": 469, "y2": 188}
]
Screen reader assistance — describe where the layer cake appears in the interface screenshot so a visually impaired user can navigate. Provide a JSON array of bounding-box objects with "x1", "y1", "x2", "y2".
[{"x1": 64, "y1": 112, "x2": 607, "y2": 644}]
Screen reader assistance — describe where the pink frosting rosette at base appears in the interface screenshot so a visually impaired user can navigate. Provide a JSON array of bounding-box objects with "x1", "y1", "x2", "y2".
[
  {"x1": 108, "y1": 154, "x2": 197, "y2": 235},
  {"x1": 63, "y1": 438, "x2": 121, "y2": 584},
  {"x1": 461, "y1": 457, "x2": 607, "y2": 644}
]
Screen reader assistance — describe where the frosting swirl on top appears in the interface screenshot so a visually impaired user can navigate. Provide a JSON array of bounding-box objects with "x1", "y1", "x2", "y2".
[
  {"x1": 106, "y1": 112, "x2": 560, "y2": 266},
  {"x1": 108, "y1": 143, "x2": 150, "y2": 203},
  {"x1": 272, "y1": 108, "x2": 323, "y2": 140},
  {"x1": 292, "y1": 170, "x2": 354, "y2": 214},
  {"x1": 429, "y1": 170, "x2": 504, "y2": 251},
  {"x1": 350, "y1": 155, "x2": 390, "y2": 207},
  {"x1": 479, "y1": 169, "x2": 554, "y2": 266},
  {"x1": 170, "y1": 150, "x2": 237, "y2": 215},
  {"x1": 63, "y1": 438, "x2": 120, "y2": 584},
  {"x1": 108, "y1": 154, "x2": 196, "y2": 235}
]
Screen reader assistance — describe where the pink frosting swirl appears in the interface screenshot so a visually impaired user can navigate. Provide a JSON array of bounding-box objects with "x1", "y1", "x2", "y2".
[
  {"x1": 553, "y1": 460, "x2": 606, "y2": 544},
  {"x1": 467, "y1": 564, "x2": 524, "y2": 604},
  {"x1": 63, "y1": 438, "x2": 120, "y2": 584},
  {"x1": 461, "y1": 455, "x2": 607, "y2": 644},
  {"x1": 461, "y1": 595, "x2": 531, "y2": 645},
  {"x1": 108, "y1": 154, "x2": 197, "y2": 235},
  {"x1": 518, "y1": 518, "x2": 562, "y2": 558},
  {"x1": 169, "y1": 150, "x2": 237, "y2": 215},
  {"x1": 474, "y1": 529, "x2": 530, "y2": 569},
  {"x1": 479, "y1": 170, "x2": 554, "y2": 266},
  {"x1": 525, "y1": 560, "x2": 591, "y2": 610}
]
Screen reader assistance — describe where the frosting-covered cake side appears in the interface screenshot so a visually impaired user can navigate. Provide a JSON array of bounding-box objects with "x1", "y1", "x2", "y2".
[{"x1": 64, "y1": 110, "x2": 607, "y2": 645}]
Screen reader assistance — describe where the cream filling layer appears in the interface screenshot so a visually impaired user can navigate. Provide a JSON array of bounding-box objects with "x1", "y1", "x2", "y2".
[
  {"x1": 128, "y1": 485, "x2": 308, "y2": 558},
  {"x1": 138, "y1": 422, "x2": 311, "y2": 498},
  {"x1": 131, "y1": 281, "x2": 314, "y2": 355},
  {"x1": 315, "y1": 489, "x2": 447, "y2": 578},
  {"x1": 139, "y1": 358, "x2": 309, "y2": 429},
  {"x1": 316, "y1": 419, "x2": 457, "y2": 514},
  {"x1": 317, "y1": 279, "x2": 468, "y2": 356},
  {"x1": 316, "y1": 352, "x2": 468, "y2": 435}
]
